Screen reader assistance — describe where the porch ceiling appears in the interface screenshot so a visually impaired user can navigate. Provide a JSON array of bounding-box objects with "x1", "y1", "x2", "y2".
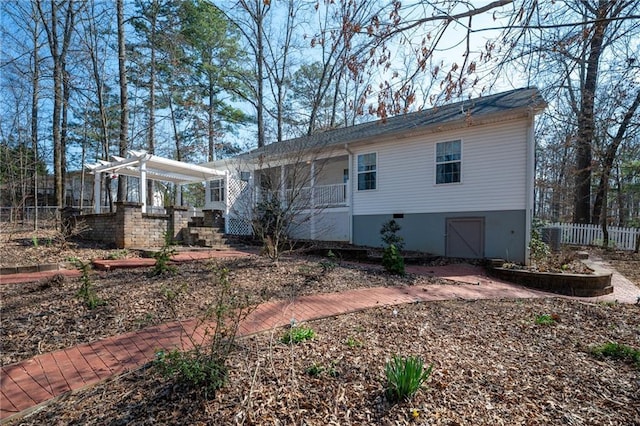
[{"x1": 86, "y1": 150, "x2": 225, "y2": 184}]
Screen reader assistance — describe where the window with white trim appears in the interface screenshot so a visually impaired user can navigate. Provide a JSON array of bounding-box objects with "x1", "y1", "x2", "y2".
[
  {"x1": 436, "y1": 140, "x2": 461, "y2": 184},
  {"x1": 210, "y1": 178, "x2": 225, "y2": 202},
  {"x1": 357, "y1": 153, "x2": 377, "y2": 190}
]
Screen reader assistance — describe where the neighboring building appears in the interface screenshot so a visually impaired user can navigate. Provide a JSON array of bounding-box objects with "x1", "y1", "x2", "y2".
[{"x1": 205, "y1": 87, "x2": 546, "y2": 263}]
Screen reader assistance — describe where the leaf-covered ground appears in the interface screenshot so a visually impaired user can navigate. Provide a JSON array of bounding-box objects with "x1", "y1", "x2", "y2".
[
  {"x1": 0, "y1": 256, "x2": 453, "y2": 366},
  {"x1": 2, "y1": 226, "x2": 639, "y2": 424},
  {"x1": 7, "y1": 298, "x2": 640, "y2": 425}
]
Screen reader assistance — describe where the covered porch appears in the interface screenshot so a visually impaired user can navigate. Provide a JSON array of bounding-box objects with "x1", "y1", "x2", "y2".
[{"x1": 254, "y1": 154, "x2": 350, "y2": 209}]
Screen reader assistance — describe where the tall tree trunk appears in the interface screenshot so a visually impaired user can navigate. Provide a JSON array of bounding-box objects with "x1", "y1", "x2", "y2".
[
  {"x1": 147, "y1": 2, "x2": 157, "y2": 206},
  {"x1": 601, "y1": 186, "x2": 609, "y2": 248},
  {"x1": 615, "y1": 165, "x2": 625, "y2": 227},
  {"x1": 573, "y1": 1, "x2": 610, "y2": 224},
  {"x1": 208, "y1": 75, "x2": 216, "y2": 161},
  {"x1": 31, "y1": 6, "x2": 40, "y2": 230},
  {"x1": 61, "y1": 69, "x2": 71, "y2": 205},
  {"x1": 36, "y1": 0, "x2": 79, "y2": 222},
  {"x1": 256, "y1": 3, "x2": 265, "y2": 148},
  {"x1": 117, "y1": 0, "x2": 129, "y2": 204},
  {"x1": 168, "y1": 93, "x2": 183, "y2": 205},
  {"x1": 592, "y1": 89, "x2": 640, "y2": 224}
]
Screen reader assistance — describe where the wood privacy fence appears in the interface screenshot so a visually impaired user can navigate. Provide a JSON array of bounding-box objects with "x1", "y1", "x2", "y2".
[{"x1": 546, "y1": 222, "x2": 640, "y2": 250}]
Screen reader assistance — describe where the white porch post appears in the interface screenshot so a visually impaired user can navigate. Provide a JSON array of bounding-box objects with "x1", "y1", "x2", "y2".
[
  {"x1": 310, "y1": 161, "x2": 316, "y2": 239},
  {"x1": 140, "y1": 160, "x2": 147, "y2": 213},
  {"x1": 280, "y1": 165, "x2": 286, "y2": 206},
  {"x1": 224, "y1": 170, "x2": 230, "y2": 234},
  {"x1": 93, "y1": 172, "x2": 102, "y2": 213},
  {"x1": 176, "y1": 184, "x2": 182, "y2": 206},
  {"x1": 347, "y1": 150, "x2": 353, "y2": 244}
]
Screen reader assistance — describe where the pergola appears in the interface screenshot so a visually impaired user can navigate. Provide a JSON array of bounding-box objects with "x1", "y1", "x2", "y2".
[{"x1": 86, "y1": 150, "x2": 225, "y2": 213}]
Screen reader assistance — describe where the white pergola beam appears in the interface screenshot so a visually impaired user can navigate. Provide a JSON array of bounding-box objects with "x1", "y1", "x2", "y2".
[{"x1": 86, "y1": 151, "x2": 225, "y2": 212}]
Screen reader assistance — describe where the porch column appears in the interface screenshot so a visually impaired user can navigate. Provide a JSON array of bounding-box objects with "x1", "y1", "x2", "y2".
[
  {"x1": 347, "y1": 151, "x2": 353, "y2": 244},
  {"x1": 224, "y1": 170, "x2": 230, "y2": 234},
  {"x1": 139, "y1": 161, "x2": 147, "y2": 213},
  {"x1": 310, "y1": 161, "x2": 316, "y2": 239},
  {"x1": 93, "y1": 172, "x2": 102, "y2": 213},
  {"x1": 280, "y1": 166, "x2": 286, "y2": 206},
  {"x1": 176, "y1": 184, "x2": 182, "y2": 206}
]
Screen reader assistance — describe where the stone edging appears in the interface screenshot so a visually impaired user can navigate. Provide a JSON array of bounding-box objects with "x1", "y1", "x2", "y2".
[
  {"x1": 0, "y1": 263, "x2": 62, "y2": 276},
  {"x1": 487, "y1": 259, "x2": 613, "y2": 297}
]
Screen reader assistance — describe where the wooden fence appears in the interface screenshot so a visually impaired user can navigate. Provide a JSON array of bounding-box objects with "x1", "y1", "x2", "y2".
[{"x1": 546, "y1": 222, "x2": 639, "y2": 250}]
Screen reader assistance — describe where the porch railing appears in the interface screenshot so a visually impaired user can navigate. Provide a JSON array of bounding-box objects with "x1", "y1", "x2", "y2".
[{"x1": 259, "y1": 183, "x2": 347, "y2": 209}]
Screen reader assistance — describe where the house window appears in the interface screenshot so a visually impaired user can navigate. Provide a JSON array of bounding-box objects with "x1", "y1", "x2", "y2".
[
  {"x1": 357, "y1": 153, "x2": 376, "y2": 190},
  {"x1": 436, "y1": 140, "x2": 461, "y2": 184},
  {"x1": 210, "y1": 178, "x2": 225, "y2": 202}
]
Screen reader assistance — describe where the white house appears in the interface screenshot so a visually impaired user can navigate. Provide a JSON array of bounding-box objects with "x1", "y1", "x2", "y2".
[{"x1": 204, "y1": 87, "x2": 547, "y2": 263}]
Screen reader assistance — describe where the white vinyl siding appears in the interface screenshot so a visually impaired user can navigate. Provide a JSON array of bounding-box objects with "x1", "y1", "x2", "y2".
[{"x1": 352, "y1": 119, "x2": 530, "y2": 215}]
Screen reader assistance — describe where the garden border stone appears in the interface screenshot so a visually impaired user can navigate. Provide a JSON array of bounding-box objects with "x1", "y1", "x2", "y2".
[{"x1": 487, "y1": 259, "x2": 613, "y2": 297}]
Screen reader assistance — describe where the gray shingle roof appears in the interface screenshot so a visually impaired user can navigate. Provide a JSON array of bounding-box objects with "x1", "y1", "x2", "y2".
[{"x1": 245, "y1": 87, "x2": 546, "y2": 157}]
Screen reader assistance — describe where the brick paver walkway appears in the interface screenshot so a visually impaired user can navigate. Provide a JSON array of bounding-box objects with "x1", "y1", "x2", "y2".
[{"x1": 1, "y1": 251, "x2": 638, "y2": 422}]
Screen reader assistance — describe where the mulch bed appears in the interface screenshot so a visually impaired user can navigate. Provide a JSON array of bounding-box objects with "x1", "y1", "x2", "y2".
[{"x1": 7, "y1": 298, "x2": 640, "y2": 425}]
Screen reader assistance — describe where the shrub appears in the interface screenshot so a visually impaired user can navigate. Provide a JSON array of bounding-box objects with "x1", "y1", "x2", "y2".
[
  {"x1": 155, "y1": 266, "x2": 254, "y2": 398},
  {"x1": 382, "y1": 244, "x2": 405, "y2": 275},
  {"x1": 345, "y1": 336, "x2": 363, "y2": 348},
  {"x1": 149, "y1": 232, "x2": 177, "y2": 277},
  {"x1": 155, "y1": 349, "x2": 226, "y2": 395},
  {"x1": 107, "y1": 249, "x2": 129, "y2": 260},
  {"x1": 534, "y1": 313, "x2": 558, "y2": 326},
  {"x1": 319, "y1": 250, "x2": 338, "y2": 273},
  {"x1": 529, "y1": 220, "x2": 551, "y2": 263},
  {"x1": 253, "y1": 197, "x2": 289, "y2": 261},
  {"x1": 380, "y1": 219, "x2": 404, "y2": 250},
  {"x1": 591, "y1": 342, "x2": 640, "y2": 368},
  {"x1": 385, "y1": 355, "x2": 433, "y2": 402},
  {"x1": 281, "y1": 325, "x2": 315, "y2": 344},
  {"x1": 71, "y1": 259, "x2": 105, "y2": 310},
  {"x1": 305, "y1": 363, "x2": 324, "y2": 377}
]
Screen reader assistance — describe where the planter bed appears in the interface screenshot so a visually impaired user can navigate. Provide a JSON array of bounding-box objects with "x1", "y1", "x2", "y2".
[{"x1": 488, "y1": 259, "x2": 613, "y2": 297}]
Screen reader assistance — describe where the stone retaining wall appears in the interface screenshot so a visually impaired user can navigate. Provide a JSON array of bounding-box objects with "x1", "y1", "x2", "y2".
[
  {"x1": 63, "y1": 203, "x2": 193, "y2": 249},
  {"x1": 488, "y1": 263, "x2": 613, "y2": 297}
]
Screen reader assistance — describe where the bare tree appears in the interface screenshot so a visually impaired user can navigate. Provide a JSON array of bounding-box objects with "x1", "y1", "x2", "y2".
[
  {"x1": 230, "y1": 0, "x2": 270, "y2": 148},
  {"x1": 116, "y1": 0, "x2": 129, "y2": 203},
  {"x1": 36, "y1": 0, "x2": 84, "y2": 215},
  {"x1": 224, "y1": 139, "x2": 344, "y2": 261}
]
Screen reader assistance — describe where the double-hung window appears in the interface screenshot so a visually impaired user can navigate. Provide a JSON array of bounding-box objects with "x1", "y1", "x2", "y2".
[
  {"x1": 357, "y1": 153, "x2": 377, "y2": 190},
  {"x1": 210, "y1": 178, "x2": 225, "y2": 202},
  {"x1": 436, "y1": 140, "x2": 461, "y2": 184}
]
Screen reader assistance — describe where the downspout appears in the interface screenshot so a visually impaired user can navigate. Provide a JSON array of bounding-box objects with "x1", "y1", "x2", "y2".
[
  {"x1": 345, "y1": 143, "x2": 354, "y2": 244},
  {"x1": 525, "y1": 113, "x2": 535, "y2": 265}
]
